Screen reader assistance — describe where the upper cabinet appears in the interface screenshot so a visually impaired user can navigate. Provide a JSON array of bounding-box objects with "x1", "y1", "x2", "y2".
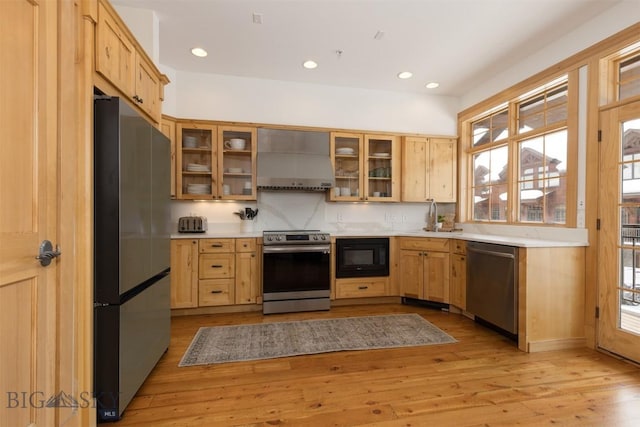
[
  {"x1": 160, "y1": 116, "x2": 177, "y2": 199},
  {"x1": 218, "y1": 126, "x2": 257, "y2": 200},
  {"x1": 176, "y1": 122, "x2": 257, "y2": 200},
  {"x1": 402, "y1": 137, "x2": 457, "y2": 203},
  {"x1": 95, "y1": 1, "x2": 168, "y2": 123},
  {"x1": 330, "y1": 132, "x2": 400, "y2": 202},
  {"x1": 176, "y1": 122, "x2": 217, "y2": 200}
]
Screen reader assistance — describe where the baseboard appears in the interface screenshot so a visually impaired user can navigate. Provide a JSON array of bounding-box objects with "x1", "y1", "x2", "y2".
[
  {"x1": 171, "y1": 304, "x2": 262, "y2": 317},
  {"x1": 527, "y1": 337, "x2": 587, "y2": 352}
]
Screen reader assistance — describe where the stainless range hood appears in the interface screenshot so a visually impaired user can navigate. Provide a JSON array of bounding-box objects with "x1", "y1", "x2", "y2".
[{"x1": 257, "y1": 128, "x2": 335, "y2": 191}]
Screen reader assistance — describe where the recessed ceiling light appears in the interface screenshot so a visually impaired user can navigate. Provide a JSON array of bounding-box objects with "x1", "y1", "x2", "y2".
[
  {"x1": 425, "y1": 82, "x2": 440, "y2": 89},
  {"x1": 191, "y1": 47, "x2": 208, "y2": 58},
  {"x1": 397, "y1": 71, "x2": 413, "y2": 79},
  {"x1": 303, "y1": 60, "x2": 318, "y2": 69}
]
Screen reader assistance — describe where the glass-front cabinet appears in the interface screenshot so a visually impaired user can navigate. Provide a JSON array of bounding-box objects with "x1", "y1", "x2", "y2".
[
  {"x1": 176, "y1": 122, "x2": 216, "y2": 200},
  {"x1": 176, "y1": 122, "x2": 256, "y2": 200},
  {"x1": 218, "y1": 126, "x2": 257, "y2": 200},
  {"x1": 331, "y1": 132, "x2": 363, "y2": 201},
  {"x1": 365, "y1": 134, "x2": 400, "y2": 201},
  {"x1": 330, "y1": 132, "x2": 400, "y2": 202}
]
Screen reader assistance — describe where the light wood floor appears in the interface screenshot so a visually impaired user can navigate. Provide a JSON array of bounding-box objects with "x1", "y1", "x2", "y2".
[{"x1": 116, "y1": 304, "x2": 640, "y2": 426}]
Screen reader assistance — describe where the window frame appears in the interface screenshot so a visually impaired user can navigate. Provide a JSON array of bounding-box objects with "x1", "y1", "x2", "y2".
[{"x1": 461, "y1": 73, "x2": 578, "y2": 226}]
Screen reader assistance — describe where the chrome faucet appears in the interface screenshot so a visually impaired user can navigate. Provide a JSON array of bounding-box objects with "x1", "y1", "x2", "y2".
[{"x1": 425, "y1": 199, "x2": 438, "y2": 231}]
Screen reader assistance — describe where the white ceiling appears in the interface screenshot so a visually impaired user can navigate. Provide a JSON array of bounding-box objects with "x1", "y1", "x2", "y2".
[{"x1": 113, "y1": 0, "x2": 621, "y2": 97}]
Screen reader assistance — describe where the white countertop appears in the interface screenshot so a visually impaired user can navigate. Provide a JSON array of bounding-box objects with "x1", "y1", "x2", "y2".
[{"x1": 172, "y1": 229, "x2": 588, "y2": 248}]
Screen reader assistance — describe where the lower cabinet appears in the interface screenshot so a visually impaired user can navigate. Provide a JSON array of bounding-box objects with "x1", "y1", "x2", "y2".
[
  {"x1": 449, "y1": 239, "x2": 467, "y2": 310},
  {"x1": 335, "y1": 277, "x2": 388, "y2": 299},
  {"x1": 170, "y1": 238, "x2": 260, "y2": 309},
  {"x1": 399, "y1": 237, "x2": 450, "y2": 303},
  {"x1": 170, "y1": 239, "x2": 199, "y2": 308}
]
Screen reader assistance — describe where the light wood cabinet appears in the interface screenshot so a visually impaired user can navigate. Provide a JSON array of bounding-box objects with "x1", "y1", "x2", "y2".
[
  {"x1": 335, "y1": 277, "x2": 388, "y2": 299},
  {"x1": 450, "y1": 240, "x2": 467, "y2": 310},
  {"x1": 160, "y1": 116, "x2": 177, "y2": 198},
  {"x1": 170, "y1": 239, "x2": 199, "y2": 308},
  {"x1": 402, "y1": 137, "x2": 457, "y2": 202},
  {"x1": 96, "y1": 2, "x2": 134, "y2": 97},
  {"x1": 399, "y1": 237, "x2": 450, "y2": 303},
  {"x1": 95, "y1": 1, "x2": 167, "y2": 123},
  {"x1": 235, "y1": 238, "x2": 259, "y2": 304},
  {"x1": 170, "y1": 238, "x2": 260, "y2": 308},
  {"x1": 134, "y1": 53, "x2": 161, "y2": 119},
  {"x1": 176, "y1": 122, "x2": 217, "y2": 199},
  {"x1": 176, "y1": 122, "x2": 257, "y2": 200},
  {"x1": 330, "y1": 132, "x2": 401, "y2": 202},
  {"x1": 218, "y1": 126, "x2": 257, "y2": 200}
]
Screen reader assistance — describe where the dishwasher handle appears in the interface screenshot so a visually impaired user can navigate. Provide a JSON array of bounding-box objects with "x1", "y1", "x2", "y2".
[{"x1": 467, "y1": 246, "x2": 516, "y2": 259}]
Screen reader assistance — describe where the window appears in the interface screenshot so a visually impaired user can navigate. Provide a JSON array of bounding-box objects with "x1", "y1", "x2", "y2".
[
  {"x1": 517, "y1": 129, "x2": 568, "y2": 224},
  {"x1": 618, "y1": 53, "x2": 640, "y2": 101},
  {"x1": 466, "y1": 79, "x2": 572, "y2": 225}
]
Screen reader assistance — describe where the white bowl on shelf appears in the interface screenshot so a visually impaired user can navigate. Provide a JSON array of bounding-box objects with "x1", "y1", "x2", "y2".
[
  {"x1": 226, "y1": 167, "x2": 243, "y2": 173},
  {"x1": 336, "y1": 147, "x2": 355, "y2": 155},
  {"x1": 183, "y1": 136, "x2": 197, "y2": 148}
]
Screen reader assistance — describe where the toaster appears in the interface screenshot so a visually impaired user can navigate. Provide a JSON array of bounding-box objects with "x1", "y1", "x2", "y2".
[{"x1": 178, "y1": 216, "x2": 208, "y2": 233}]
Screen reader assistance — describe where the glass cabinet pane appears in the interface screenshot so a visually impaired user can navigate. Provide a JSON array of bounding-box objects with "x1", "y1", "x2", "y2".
[
  {"x1": 219, "y1": 127, "x2": 256, "y2": 199},
  {"x1": 179, "y1": 126, "x2": 215, "y2": 199},
  {"x1": 333, "y1": 134, "x2": 362, "y2": 199},
  {"x1": 367, "y1": 136, "x2": 393, "y2": 199}
]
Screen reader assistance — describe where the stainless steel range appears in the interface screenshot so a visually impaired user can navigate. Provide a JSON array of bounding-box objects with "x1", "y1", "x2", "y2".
[{"x1": 262, "y1": 230, "x2": 331, "y2": 314}]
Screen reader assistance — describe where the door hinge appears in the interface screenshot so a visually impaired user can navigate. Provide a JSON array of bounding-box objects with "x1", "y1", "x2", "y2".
[
  {"x1": 595, "y1": 306, "x2": 600, "y2": 319},
  {"x1": 598, "y1": 130, "x2": 602, "y2": 142},
  {"x1": 596, "y1": 218, "x2": 601, "y2": 230}
]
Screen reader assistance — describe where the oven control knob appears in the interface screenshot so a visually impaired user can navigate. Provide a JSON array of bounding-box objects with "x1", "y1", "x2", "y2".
[
  {"x1": 276, "y1": 236, "x2": 282, "y2": 241},
  {"x1": 313, "y1": 235, "x2": 318, "y2": 240}
]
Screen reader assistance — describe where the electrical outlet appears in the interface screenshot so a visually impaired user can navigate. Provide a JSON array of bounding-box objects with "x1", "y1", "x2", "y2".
[
  {"x1": 337, "y1": 213, "x2": 343, "y2": 222},
  {"x1": 402, "y1": 215, "x2": 407, "y2": 222}
]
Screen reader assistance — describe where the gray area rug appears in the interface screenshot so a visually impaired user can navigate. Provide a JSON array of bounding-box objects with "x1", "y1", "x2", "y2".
[{"x1": 179, "y1": 313, "x2": 457, "y2": 367}]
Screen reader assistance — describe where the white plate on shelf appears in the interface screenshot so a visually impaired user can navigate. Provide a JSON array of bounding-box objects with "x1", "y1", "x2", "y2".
[
  {"x1": 371, "y1": 152, "x2": 391, "y2": 158},
  {"x1": 336, "y1": 147, "x2": 355, "y2": 155}
]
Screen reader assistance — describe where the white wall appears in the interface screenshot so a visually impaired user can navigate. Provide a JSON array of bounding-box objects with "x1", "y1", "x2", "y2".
[
  {"x1": 172, "y1": 71, "x2": 459, "y2": 136},
  {"x1": 461, "y1": 0, "x2": 640, "y2": 109}
]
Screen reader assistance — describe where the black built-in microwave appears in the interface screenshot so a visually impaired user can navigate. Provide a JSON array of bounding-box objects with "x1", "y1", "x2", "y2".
[{"x1": 335, "y1": 237, "x2": 389, "y2": 278}]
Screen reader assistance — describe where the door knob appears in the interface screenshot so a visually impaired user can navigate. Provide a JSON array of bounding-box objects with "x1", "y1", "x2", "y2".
[{"x1": 35, "y1": 240, "x2": 61, "y2": 267}]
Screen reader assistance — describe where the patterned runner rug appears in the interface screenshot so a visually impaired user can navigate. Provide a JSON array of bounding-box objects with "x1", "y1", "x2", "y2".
[{"x1": 179, "y1": 313, "x2": 457, "y2": 367}]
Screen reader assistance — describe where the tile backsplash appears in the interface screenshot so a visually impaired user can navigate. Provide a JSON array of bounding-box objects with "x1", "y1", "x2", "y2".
[{"x1": 170, "y1": 192, "x2": 455, "y2": 234}]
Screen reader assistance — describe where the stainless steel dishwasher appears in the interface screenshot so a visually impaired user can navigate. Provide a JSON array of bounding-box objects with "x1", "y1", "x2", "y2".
[{"x1": 466, "y1": 241, "x2": 518, "y2": 336}]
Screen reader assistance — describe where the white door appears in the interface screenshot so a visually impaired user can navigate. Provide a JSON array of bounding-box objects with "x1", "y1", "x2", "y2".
[
  {"x1": 0, "y1": 1, "x2": 59, "y2": 425},
  {"x1": 598, "y1": 100, "x2": 640, "y2": 362}
]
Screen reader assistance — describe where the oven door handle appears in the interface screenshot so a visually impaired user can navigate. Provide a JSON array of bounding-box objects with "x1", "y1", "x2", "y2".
[{"x1": 263, "y1": 245, "x2": 331, "y2": 254}]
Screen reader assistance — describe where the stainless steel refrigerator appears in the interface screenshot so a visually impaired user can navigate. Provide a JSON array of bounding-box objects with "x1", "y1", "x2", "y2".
[{"x1": 93, "y1": 96, "x2": 171, "y2": 422}]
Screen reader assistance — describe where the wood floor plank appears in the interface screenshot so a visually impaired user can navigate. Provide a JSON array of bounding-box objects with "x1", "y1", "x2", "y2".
[{"x1": 114, "y1": 304, "x2": 640, "y2": 426}]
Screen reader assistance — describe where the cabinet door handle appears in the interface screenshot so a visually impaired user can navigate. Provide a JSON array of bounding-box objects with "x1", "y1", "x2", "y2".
[
  {"x1": 210, "y1": 244, "x2": 223, "y2": 248},
  {"x1": 358, "y1": 286, "x2": 369, "y2": 290},
  {"x1": 210, "y1": 264, "x2": 223, "y2": 268},
  {"x1": 210, "y1": 290, "x2": 223, "y2": 294}
]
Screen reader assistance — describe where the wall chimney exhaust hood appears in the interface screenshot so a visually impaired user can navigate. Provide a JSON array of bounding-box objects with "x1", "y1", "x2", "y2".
[{"x1": 257, "y1": 128, "x2": 335, "y2": 191}]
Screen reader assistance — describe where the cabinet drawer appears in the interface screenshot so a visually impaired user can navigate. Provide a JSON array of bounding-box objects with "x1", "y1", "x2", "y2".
[
  {"x1": 399, "y1": 237, "x2": 450, "y2": 252},
  {"x1": 335, "y1": 278, "x2": 387, "y2": 299},
  {"x1": 199, "y1": 238, "x2": 234, "y2": 253},
  {"x1": 452, "y1": 239, "x2": 467, "y2": 255},
  {"x1": 199, "y1": 253, "x2": 235, "y2": 279},
  {"x1": 199, "y1": 279, "x2": 234, "y2": 306},
  {"x1": 235, "y1": 238, "x2": 256, "y2": 252}
]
